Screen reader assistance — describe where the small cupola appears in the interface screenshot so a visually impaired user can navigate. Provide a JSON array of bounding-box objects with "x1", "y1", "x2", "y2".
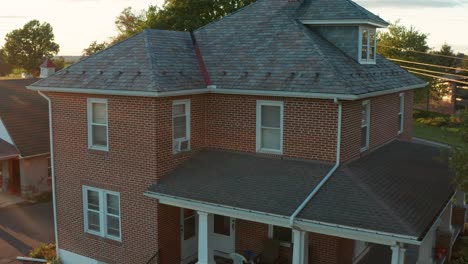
[{"x1": 39, "y1": 59, "x2": 56, "y2": 78}]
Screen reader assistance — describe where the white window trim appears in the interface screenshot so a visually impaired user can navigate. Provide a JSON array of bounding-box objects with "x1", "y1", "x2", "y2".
[
  {"x1": 398, "y1": 93, "x2": 405, "y2": 135},
  {"x1": 82, "y1": 186, "x2": 121, "y2": 241},
  {"x1": 87, "y1": 98, "x2": 109, "y2": 151},
  {"x1": 358, "y1": 26, "x2": 377, "y2": 64},
  {"x1": 256, "y1": 100, "x2": 284, "y2": 155},
  {"x1": 361, "y1": 100, "x2": 370, "y2": 152},
  {"x1": 268, "y1": 225, "x2": 292, "y2": 248},
  {"x1": 172, "y1": 99, "x2": 191, "y2": 153}
]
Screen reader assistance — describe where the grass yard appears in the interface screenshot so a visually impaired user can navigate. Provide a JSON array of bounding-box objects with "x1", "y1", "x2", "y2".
[{"x1": 413, "y1": 121, "x2": 464, "y2": 147}]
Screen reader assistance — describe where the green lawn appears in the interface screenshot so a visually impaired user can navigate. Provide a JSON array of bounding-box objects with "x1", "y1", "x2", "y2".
[{"x1": 413, "y1": 121, "x2": 464, "y2": 147}]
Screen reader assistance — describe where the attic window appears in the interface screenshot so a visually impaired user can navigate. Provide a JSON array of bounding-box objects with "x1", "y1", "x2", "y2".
[{"x1": 359, "y1": 27, "x2": 376, "y2": 64}]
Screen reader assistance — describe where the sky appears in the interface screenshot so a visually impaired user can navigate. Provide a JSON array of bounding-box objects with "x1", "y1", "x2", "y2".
[{"x1": 0, "y1": 0, "x2": 467, "y2": 56}]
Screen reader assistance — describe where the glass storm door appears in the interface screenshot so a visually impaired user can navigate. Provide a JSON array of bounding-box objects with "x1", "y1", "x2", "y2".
[
  {"x1": 212, "y1": 215, "x2": 235, "y2": 256},
  {"x1": 181, "y1": 209, "x2": 198, "y2": 264}
]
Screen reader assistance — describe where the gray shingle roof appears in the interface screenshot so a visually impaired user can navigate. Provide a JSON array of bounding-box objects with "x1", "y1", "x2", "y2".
[
  {"x1": 0, "y1": 79, "x2": 50, "y2": 157},
  {"x1": 32, "y1": 30, "x2": 205, "y2": 92},
  {"x1": 30, "y1": 0, "x2": 424, "y2": 96},
  {"x1": 298, "y1": 0, "x2": 389, "y2": 26},
  {"x1": 297, "y1": 141, "x2": 455, "y2": 239},
  {"x1": 149, "y1": 150, "x2": 333, "y2": 216},
  {"x1": 147, "y1": 141, "x2": 454, "y2": 239}
]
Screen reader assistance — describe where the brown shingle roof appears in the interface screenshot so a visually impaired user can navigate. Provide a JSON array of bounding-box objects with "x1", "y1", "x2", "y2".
[
  {"x1": 0, "y1": 79, "x2": 50, "y2": 157},
  {"x1": 0, "y1": 139, "x2": 18, "y2": 160}
]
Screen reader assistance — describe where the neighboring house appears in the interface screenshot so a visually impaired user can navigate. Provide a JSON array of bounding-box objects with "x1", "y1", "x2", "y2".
[
  {"x1": 28, "y1": 0, "x2": 466, "y2": 264},
  {"x1": 0, "y1": 79, "x2": 51, "y2": 198}
]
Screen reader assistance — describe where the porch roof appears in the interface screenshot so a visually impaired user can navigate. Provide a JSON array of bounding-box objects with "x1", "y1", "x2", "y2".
[
  {"x1": 297, "y1": 141, "x2": 455, "y2": 240},
  {"x1": 148, "y1": 150, "x2": 333, "y2": 217},
  {"x1": 0, "y1": 139, "x2": 18, "y2": 160}
]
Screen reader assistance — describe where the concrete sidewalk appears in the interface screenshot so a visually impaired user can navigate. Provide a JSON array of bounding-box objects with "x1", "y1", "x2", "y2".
[{"x1": 0, "y1": 192, "x2": 26, "y2": 208}]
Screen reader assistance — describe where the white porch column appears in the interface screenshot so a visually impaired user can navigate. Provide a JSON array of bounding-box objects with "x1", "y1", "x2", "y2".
[
  {"x1": 197, "y1": 211, "x2": 215, "y2": 264},
  {"x1": 391, "y1": 244, "x2": 401, "y2": 264},
  {"x1": 439, "y1": 203, "x2": 453, "y2": 234},
  {"x1": 398, "y1": 246, "x2": 406, "y2": 264},
  {"x1": 455, "y1": 191, "x2": 466, "y2": 207},
  {"x1": 292, "y1": 230, "x2": 309, "y2": 264}
]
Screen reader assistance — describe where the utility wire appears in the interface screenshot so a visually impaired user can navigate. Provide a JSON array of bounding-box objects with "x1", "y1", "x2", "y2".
[
  {"x1": 407, "y1": 70, "x2": 468, "y2": 85},
  {"x1": 388, "y1": 58, "x2": 468, "y2": 73},
  {"x1": 401, "y1": 66, "x2": 468, "y2": 79},
  {"x1": 379, "y1": 45, "x2": 468, "y2": 61}
]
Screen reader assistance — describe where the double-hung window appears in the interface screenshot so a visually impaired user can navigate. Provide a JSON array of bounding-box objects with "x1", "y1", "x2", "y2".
[
  {"x1": 83, "y1": 186, "x2": 121, "y2": 241},
  {"x1": 172, "y1": 100, "x2": 191, "y2": 153},
  {"x1": 361, "y1": 100, "x2": 370, "y2": 152},
  {"x1": 398, "y1": 93, "x2": 405, "y2": 134},
  {"x1": 87, "y1": 98, "x2": 108, "y2": 151},
  {"x1": 256, "y1": 101, "x2": 283, "y2": 154},
  {"x1": 359, "y1": 27, "x2": 376, "y2": 64}
]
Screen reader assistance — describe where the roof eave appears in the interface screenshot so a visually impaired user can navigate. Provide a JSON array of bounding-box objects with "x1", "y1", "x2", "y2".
[
  {"x1": 300, "y1": 19, "x2": 389, "y2": 28},
  {"x1": 27, "y1": 82, "x2": 426, "y2": 101}
]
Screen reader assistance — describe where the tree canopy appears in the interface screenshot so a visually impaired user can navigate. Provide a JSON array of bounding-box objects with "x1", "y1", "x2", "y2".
[
  {"x1": 0, "y1": 49, "x2": 12, "y2": 76},
  {"x1": 81, "y1": 41, "x2": 109, "y2": 58},
  {"x1": 2, "y1": 20, "x2": 60, "y2": 75}
]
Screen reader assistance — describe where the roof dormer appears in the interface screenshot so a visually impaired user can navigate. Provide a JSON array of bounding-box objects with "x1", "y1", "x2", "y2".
[{"x1": 299, "y1": 0, "x2": 388, "y2": 64}]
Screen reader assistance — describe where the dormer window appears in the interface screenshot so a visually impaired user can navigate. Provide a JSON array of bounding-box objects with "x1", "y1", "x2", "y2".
[{"x1": 359, "y1": 27, "x2": 376, "y2": 64}]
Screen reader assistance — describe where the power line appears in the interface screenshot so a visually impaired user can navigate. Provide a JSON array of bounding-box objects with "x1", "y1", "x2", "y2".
[
  {"x1": 379, "y1": 45, "x2": 468, "y2": 61},
  {"x1": 401, "y1": 66, "x2": 468, "y2": 79},
  {"x1": 407, "y1": 70, "x2": 468, "y2": 85},
  {"x1": 388, "y1": 58, "x2": 468, "y2": 73}
]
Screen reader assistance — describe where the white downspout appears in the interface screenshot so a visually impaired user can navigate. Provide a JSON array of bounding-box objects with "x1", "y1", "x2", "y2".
[
  {"x1": 38, "y1": 91, "x2": 59, "y2": 259},
  {"x1": 289, "y1": 98, "x2": 342, "y2": 227}
]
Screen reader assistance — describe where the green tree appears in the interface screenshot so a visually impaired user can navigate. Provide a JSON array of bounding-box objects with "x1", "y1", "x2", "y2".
[
  {"x1": 2, "y1": 20, "x2": 60, "y2": 75},
  {"x1": 0, "y1": 49, "x2": 12, "y2": 76},
  {"x1": 81, "y1": 41, "x2": 109, "y2": 58},
  {"x1": 449, "y1": 110, "x2": 468, "y2": 192},
  {"x1": 51, "y1": 56, "x2": 65, "y2": 71}
]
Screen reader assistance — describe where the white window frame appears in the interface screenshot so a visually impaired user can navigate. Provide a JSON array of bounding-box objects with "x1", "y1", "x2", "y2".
[
  {"x1": 172, "y1": 99, "x2": 191, "y2": 153},
  {"x1": 358, "y1": 26, "x2": 377, "y2": 64},
  {"x1": 361, "y1": 100, "x2": 370, "y2": 152},
  {"x1": 268, "y1": 225, "x2": 292, "y2": 248},
  {"x1": 256, "y1": 100, "x2": 284, "y2": 154},
  {"x1": 82, "y1": 186, "x2": 121, "y2": 241},
  {"x1": 87, "y1": 98, "x2": 109, "y2": 151},
  {"x1": 398, "y1": 93, "x2": 405, "y2": 135}
]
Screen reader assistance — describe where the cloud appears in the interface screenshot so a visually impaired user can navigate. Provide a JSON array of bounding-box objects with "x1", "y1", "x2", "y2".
[{"x1": 357, "y1": 0, "x2": 468, "y2": 8}]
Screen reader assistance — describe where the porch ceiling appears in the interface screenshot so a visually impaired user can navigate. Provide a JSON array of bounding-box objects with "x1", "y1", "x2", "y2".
[
  {"x1": 148, "y1": 150, "x2": 333, "y2": 217},
  {"x1": 0, "y1": 139, "x2": 18, "y2": 160}
]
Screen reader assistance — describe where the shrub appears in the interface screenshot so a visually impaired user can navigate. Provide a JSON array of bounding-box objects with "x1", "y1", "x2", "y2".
[{"x1": 29, "y1": 243, "x2": 56, "y2": 261}]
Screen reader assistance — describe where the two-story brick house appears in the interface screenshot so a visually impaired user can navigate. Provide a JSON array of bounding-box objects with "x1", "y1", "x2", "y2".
[{"x1": 28, "y1": 0, "x2": 466, "y2": 264}]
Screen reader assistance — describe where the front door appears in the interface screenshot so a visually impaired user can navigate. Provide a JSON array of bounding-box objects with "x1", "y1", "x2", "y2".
[
  {"x1": 213, "y1": 215, "x2": 235, "y2": 256},
  {"x1": 181, "y1": 209, "x2": 198, "y2": 264},
  {"x1": 8, "y1": 159, "x2": 20, "y2": 194}
]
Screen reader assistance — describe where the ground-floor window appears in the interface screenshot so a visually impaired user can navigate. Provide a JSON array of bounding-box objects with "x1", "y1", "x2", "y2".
[
  {"x1": 82, "y1": 186, "x2": 121, "y2": 241},
  {"x1": 268, "y1": 225, "x2": 292, "y2": 247}
]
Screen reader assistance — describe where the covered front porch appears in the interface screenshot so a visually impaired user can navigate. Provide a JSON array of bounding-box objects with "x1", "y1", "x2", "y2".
[{"x1": 146, "y1": 141, "x2": 462, "y2": 264}]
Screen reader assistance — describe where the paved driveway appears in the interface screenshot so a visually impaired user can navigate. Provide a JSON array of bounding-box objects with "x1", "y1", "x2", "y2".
[{"x1": 0, "y1": 202, "x2": 54, "y2": 264}]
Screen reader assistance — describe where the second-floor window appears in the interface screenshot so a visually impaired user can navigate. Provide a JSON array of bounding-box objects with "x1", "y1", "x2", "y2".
[
  {"x1": 359, "y1": 27, "x2": 376, "y2": 64},
  {"x1": 256, "y1": 100, "x2": 283, "y2": 154},
  {"x1": 173, "y1": 100, "x2": 191, "y2": 153},
  {"x1": 398, "y1": 93, "x2": 405, "y2": 134},
  {"x1": 361, "y1": 100, "x2": 370, "y2": 152},
  {"x1": 83, "y1": 186, "x2": 121, "y2": 241},
  {"x1": 87, "y1": 98, "x2": 108, "y2": 151}
]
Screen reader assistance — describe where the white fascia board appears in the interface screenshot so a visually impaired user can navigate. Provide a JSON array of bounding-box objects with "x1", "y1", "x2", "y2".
[
  {"x1": 300, "y1": 19, "x2": 389, "y2": 28},
  {"x1": 0, "y1": 118, "x2": 14, "y2": 145},
  {"x1": 145, "y1": 191, "x2": 420, "y2": 245},
  {"x1": 27, "y1": 83, "x2": 426, "y2": 101},
  {"x1": 20, "y1": 152, "x2": 50, "y2": 159}
]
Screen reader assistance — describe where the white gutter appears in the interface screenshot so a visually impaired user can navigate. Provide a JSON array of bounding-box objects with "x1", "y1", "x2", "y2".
[
  {"x1": 289, "y1": 98, "x2": 342, "y2": 227},
  {"x1": 26, "y1": 83, "x2": 426, "y2": 101},
  {"x1": 300, "y1": 19, "x2": 389, "y2": 28},
  {"x1": 19, "y1": 152, "x2": 51, "y2": 159},
  {"x1": 38, "y1": 91, "x2": 59, "y2": 259}
]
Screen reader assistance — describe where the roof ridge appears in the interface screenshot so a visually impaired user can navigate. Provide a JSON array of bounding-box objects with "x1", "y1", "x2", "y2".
[
  {"x1": 194, "y1": 0, "x2": 266, "y2": 32},
  {"x1": 143, "y1": 29, "x2": 159, "y2": 90},
  {"x1": 343, "y1": 167, "x2": 417, "y2": 235},
  {"x1": 294, "y1": 20, "x2": 350, "y2": 91},
  {"x1": 346, "y1": 0, "x2": 373, "y2": 19}
]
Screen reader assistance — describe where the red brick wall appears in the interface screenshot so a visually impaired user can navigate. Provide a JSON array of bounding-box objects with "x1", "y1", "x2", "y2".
[
  {"x1": 309, "y1": 233, "x2": 353, "y2": 264},
  {"x1": 235, "y1": 220, "x2": 269, "y2": 256},
  {"x1": 341, "y1": 91, "x2": 414, "y2": 163}
]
